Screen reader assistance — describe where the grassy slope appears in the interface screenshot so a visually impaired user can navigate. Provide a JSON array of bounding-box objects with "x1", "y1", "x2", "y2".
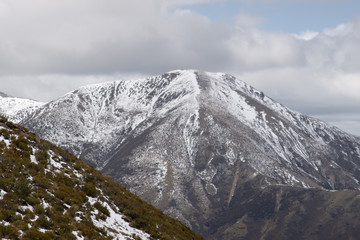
[{"x1": 0, "y1": 116, "x2": 204, "y2": 240}]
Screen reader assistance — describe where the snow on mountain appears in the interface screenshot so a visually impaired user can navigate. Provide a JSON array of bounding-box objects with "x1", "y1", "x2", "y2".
[
  {"x1": 21, "y1": 71, "x2": 201, "y2": 168},
  {"x1": 0, "y1": 92, "x2": 45, "y2": 123},
  {"x1": 3, "y1": 70, "x2": 360, "y2": 239},
  {"x1": 19, "y1": 70, "x2": 360, "y2": 187}
]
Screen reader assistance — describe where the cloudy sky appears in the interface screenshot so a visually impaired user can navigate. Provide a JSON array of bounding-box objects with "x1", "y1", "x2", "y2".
[{"x1": 1, "y1": 0, "x2": 360, "y2": 136}]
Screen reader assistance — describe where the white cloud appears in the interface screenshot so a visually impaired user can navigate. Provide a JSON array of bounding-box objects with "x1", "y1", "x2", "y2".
[
  {"x1": 329, "y1": 72, "x2": 360, "y2": 101},
  {"x1": 227, "y1": 29, "x2": 305, "y2": 70},
  {"x1": 292, "y1": 30, "x2": 319, "y2": 40},
  {"x1": 323, "y1": 23, "x2": 353, "y2": 37},
  {"x1": 236, "y1": 21, "x2": 360, "y2": 109},
  {"x1": 303, "y1": 20, "x2": 360, "y2": 72}
]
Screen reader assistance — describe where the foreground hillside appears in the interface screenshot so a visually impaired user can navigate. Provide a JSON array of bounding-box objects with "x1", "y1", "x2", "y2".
[{"x1": 0, "y1": 116, "x2": 203, "y2": 240}]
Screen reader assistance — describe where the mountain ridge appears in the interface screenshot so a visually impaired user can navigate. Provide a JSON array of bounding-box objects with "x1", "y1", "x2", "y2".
[{"x1": 0, "y1": 93, "x2": 44, "y2": 124}]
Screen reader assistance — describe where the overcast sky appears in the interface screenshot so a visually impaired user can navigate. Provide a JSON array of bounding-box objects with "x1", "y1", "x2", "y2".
[{"x1": 0, "y1": 0, "x2": 360, "y2": 136}]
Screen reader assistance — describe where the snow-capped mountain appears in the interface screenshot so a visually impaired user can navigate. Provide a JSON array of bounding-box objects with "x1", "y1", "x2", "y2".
[
  {"x1": 0, "y1": 91, "x2": 44, "y2": 123},
  {"x1": 3, "y1": 70, "x2": 360, "y2": 239}
]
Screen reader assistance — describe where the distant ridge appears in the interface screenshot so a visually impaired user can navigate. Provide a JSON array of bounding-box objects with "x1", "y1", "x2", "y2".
[
  {"x1": 0, "y1": 93, "x2": 44, "y2": 123},
  {"x1": 0, "y1": 91, "x2": 10, "y2": 98}
]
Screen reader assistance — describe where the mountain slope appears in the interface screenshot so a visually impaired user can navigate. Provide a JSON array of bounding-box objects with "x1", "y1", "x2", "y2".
[
  {"x1": 4, "y1": 70, "x2": 360, "y2": 239},
  {"x1": 208, "y1": 184, "x2": 360, "y2": 240},
  {"x1": 0, "y1": 92, "x2": 44, "y2": 123},
  {"x1": 0, "y1": 116, "x2": 204, "y2": 240}
]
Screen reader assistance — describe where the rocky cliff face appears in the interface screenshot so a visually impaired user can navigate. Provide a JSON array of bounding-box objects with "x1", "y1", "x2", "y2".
[{"x1": 3, "y1": 70, "x2": 360, "y2": 239}]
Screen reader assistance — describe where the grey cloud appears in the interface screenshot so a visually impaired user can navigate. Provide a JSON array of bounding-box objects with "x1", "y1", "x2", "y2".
[
  {"x1": 0, "y1": 0, "x2": 359, "y2": 135},
  {"x1": 228, "y1": 29, "x2": 306, "y2": 70},
  {"x1": 0, "y1": 0, "x2": 352, "y2": 75},
  {"x1": 302, "y1": 20, "x2": 360, "y2": 72},
  {"x1": 0, "y1": 0, "x2": 233, "y2": 75}
]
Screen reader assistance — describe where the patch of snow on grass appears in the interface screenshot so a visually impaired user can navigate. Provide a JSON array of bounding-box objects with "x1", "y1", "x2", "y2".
[
  {"x1": 0, "y1": 189, "x2": 7, "y2": 200},
  {"x1": 41, "y1": 199, "x2": 51, "y2": 209},
  {"x1": 29, "y1": 147, "x2": 38, "y2": 164},
  {"x1": 72, "y1": 231, "x2": 85, "y2": 240},
  {"x1": 0, "y1": 136, "x2": 10, "y2": 148},
  {"x1": 30, "y1": 154, "x2": 38, "y2": 164},
  {"x1": 18, "y1": 205, "x2": 34, "y2": 213},
  {"x1": 48, "y1": 150, "x2": 63, "y2": 172},
  {"x1": 88, "y1": 197, "x2": 150, "y2": 240}
]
